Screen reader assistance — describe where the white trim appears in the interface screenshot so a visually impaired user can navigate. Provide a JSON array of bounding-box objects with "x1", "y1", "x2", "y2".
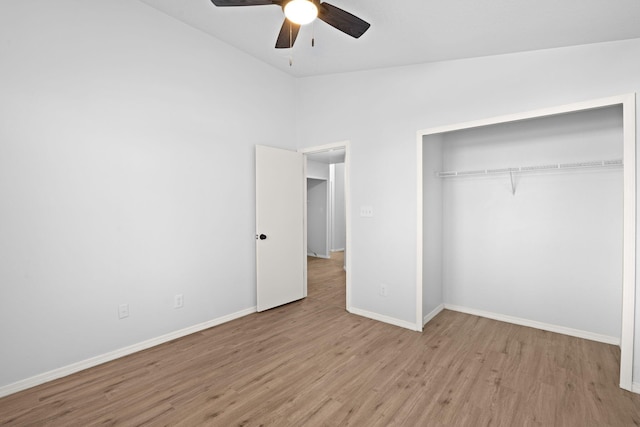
[
  {"x1": 444, "y1": 304, "x2": 620, "y2": 345},
  {"x1": 417, "y1": 93, "x2": 636, "y2": 392},
  {"x1": 349, "y1": 307, "x2": 422, "y2": 332},
  {"x1": 632, "y1": 382, "x2": 640, "y2": 394},
  {"x1": 344, "y1": 143, "x2": 352, "y2": 311},
  {"x1": 423, "y1": 304, "x2": 445, "y2": 326},
  {"x1": 620, "y1": 93, "x2": 636, "y2": 391},
  {"x1": 417, "y1": 94, "x2": 635, "y2": 136},
  {"x1": 307, "y1": 253, "x2": 331, "y2": 259},
  {"x1": 303, "y1": 155, "x2": 308, "y2": 297},
  {"x1": 416, "y1": 135, "x2": 424, "y2": 331},
  {"x1": 0, "y1": 307, "x2": 257, "y2": 398},
  {"x1": 330, "y1": 164, "x2": 335, "y2": 253}
]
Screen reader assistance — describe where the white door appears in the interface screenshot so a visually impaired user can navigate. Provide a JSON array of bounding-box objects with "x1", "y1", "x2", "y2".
[{"x1": 255, "y1": 145, "x2": 305, "y2": 311}]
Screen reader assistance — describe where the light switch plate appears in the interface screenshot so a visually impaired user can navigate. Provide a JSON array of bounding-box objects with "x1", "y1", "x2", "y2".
[{"x1": 360, "y1": 206, "x2": 374, "y2": 217}]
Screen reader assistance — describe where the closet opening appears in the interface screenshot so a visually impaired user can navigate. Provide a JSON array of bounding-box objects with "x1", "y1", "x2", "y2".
[{"x1": 416, "y1": 94, "x2": 636, "y2": 392}]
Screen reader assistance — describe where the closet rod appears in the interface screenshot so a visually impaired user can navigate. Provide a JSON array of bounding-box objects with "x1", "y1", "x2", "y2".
[{"x1": 435, "y1": 159, "x2": 623, "y2": 178}]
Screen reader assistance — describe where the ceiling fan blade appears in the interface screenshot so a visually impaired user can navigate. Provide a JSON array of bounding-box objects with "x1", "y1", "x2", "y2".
[
  {"x1": 210, "y1": 0, "x2": 281, "y2": 6},
  {"x1": 275, "y1": 19, "x2": 301, "y2": 48},
  {"x1": 318, "y1": 2, "x2": 370, "y2": 39}
]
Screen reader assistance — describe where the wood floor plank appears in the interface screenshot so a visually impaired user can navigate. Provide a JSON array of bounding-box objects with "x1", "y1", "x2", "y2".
[{"x1": 2, "y1": 252, "x2": 640, "y2": 426}]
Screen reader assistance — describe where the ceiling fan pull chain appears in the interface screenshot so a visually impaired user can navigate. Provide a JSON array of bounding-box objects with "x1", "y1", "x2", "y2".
[
  {"x1": 289, "y1": 25, "x2": 293, "y2": 66},
  {"x1": 312, "y1": 21, "x2": 315, "y2": 47}
]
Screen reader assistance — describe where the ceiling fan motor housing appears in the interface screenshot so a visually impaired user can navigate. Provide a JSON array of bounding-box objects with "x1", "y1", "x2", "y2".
[
  {"x1": 209, "y1": 0, "x2": 370, "y2": 49},
  {"x1": 280, "y1": 0, "x2": 321, "y2": 9},
  {"x1": 282, "y1": 0, "x2": 320, "y2": 25}
]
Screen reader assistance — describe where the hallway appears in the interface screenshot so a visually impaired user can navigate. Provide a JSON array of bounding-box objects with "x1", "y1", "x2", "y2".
[{"x1": 307, "y1": 251, "x2": 345, "y2": 309}]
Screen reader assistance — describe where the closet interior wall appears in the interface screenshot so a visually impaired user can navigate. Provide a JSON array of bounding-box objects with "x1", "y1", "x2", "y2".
[{"x1": 424, "y1": 106, "x2": 624, "y2": 340}]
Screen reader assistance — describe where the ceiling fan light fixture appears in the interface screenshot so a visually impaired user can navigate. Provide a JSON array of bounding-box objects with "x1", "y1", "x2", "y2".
[{"x1": 284, "y1": 0, "x2": 318, "y2": 25}]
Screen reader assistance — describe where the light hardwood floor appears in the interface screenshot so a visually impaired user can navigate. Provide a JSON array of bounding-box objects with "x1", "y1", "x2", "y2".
[
  {"x1": 307, "y1": 251, "x2": 346, "y2": 309},
  {"x1": 2, "y1": 252, "x2": 639, "y2": 426}
]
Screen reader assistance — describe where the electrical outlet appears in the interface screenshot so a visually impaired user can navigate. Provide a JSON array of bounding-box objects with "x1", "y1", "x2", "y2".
[
  {"x1": 174, "y1": 294, "x2": 184, "y2": 309},
  {"x1": 360, "y1": 206, "x2": 374, "y2": 217},
  {"x1": 118, "y1": 303, "x2": 129, "y2": 319},
  {"x1": 380, "y1": 284, "x2": 388, "y2": 297}
]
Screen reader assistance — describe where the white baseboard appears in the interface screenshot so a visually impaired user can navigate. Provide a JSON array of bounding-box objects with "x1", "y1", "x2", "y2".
[
  {"x1": 330, "y1": 248, "x2": 345, "y2": 252},
  {"x1": 444, "y1": 304, "x2": 620, "y2": 346},
  {"x1": 423, "y1": 304, "x2": 445, "y2": 326},
  {"x1": 631, "y1": 382, "x2": 640, "y2": 394},
  {"x1": 0, "y1": 307, "x2": 257, "y2": 398},
  {"x1": 349, "y1": 307, "x2": 421, "y2": 331},
  {"x1": 307, "y1": 253, "x2": 331, "y2": 259}
]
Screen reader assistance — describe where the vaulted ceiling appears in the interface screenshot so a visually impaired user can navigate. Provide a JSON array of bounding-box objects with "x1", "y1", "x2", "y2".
[{"x1": 139, "y1": 0, "x2": 640, "y2": 77}]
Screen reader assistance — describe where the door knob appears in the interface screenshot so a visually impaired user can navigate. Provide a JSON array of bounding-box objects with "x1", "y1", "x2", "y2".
[{"x1": 258, "y1": 234, "x2": 267, "y2": 240}]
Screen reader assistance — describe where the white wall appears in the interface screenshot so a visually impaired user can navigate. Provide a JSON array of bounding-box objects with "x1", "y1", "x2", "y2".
[
  {"x1": 441, "y1": 107, "x2": 623, "y2": 338},
  {"x1": 307, "y1": 178, "x2": 328, "y2": 257},
  {"x1": 306, "y1": 159, "x2": 330, "y2": 179},
  {"x1": 295, "y1": 38, "x2": 640, "y2": 383},
  {"x1": 331, "y1": 163, "x2": 346, "y2": 251},
  {"x1": 306, "y1": 160, "x2": 330, "y2": 257},
  {"x1": 423, "y1": 135, "x2": 444, "y2": 321},
  {"x1": 0, "y1": 0, "x2": 295, "y2": 390}
]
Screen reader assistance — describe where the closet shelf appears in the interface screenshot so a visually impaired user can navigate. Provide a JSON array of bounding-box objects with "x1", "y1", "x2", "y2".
[{"x1": 435, "y1": 159, "x2": 623, "y2": 178}]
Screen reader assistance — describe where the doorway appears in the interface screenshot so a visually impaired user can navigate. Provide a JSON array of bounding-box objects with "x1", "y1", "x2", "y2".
[
  {"x1": 301, "y1": 141, "x2": 351, "y2": 310},
  {"x1": 416, "y1": 94, "x2": 637, "y2": 392}
]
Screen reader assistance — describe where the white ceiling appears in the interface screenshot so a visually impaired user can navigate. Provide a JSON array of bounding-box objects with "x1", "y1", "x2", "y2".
[
  {"x1": 139, "y1": 0, "x2": 640, "y2": 77},
  {"x1": 306, "y1": 148, "x2": 345, "y2": 164}
]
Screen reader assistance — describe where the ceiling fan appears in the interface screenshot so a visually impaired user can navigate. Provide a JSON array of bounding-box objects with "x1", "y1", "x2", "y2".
[{"x1": 209, "y1": 0, "x2": 370, "y2": 48}]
